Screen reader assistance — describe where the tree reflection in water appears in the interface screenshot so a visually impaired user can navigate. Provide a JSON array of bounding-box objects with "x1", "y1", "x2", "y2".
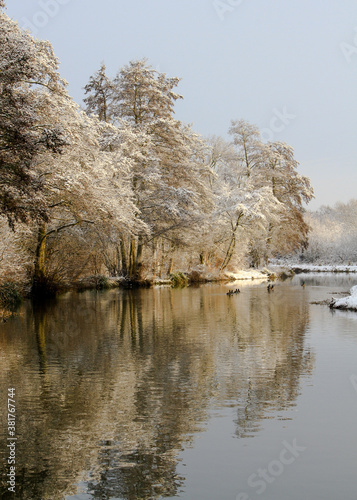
[{"x1": 0, "y1": 284, "x2": 314, "y2": 499}]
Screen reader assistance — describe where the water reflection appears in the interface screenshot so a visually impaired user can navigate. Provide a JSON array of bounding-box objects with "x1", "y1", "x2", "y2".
[
  {"x1": 292, "y1": 272, "x2": 357, "y2": 289},
  {"x1": 0, "y1": 283, "x2": 314, "y2": 499}
]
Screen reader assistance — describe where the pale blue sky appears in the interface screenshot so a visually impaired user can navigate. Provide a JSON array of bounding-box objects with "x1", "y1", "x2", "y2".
[{"x1": 5, "y1": 0, "x2": 357, "y2": 209}]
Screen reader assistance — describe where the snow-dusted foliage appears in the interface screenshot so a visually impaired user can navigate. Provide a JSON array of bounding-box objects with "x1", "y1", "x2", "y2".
[
  {"x1": 0, "y1": 9, "x2": 142, "y2": 288},
  {"x1": 85, "y1": 59, "x2": 213, "y2": 278},
  {"x1": 112, "y1": 60, "x2": 213, "y2": 242},
  {"x1": 83, "y1": 62, "x2": 314, "y2": 276},
  {"x1": 0, "y1": 8, "x2": 68, "y2": 226},
  {"x1": 83, "y1": 63, "x2": 114, "y2": 123},
  {"x1": 199, "y1": 123, "x2": 313, "y2": 270},
  {"x1": 228, "y1": 121, "x2": 313, "y2": 266},
  {"x1": 1, "y1": 6, "x2": 315, "y2": 287},
  {"x1": 0, "y1": 219, "x2": 31, "y2": 284}
]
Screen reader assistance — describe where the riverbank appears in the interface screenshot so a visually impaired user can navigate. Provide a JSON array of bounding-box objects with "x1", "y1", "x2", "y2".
[
  {"x1": 12, "y1": 261, "x2": 357, "y2": 307},
  {"x1": 150, "y1": 266, "x2": 288, "y2": 287},
  {"x1": 107, "y1": 268, "x2": 275, "y2": 288},
  {"x1": 272, "y1": 263, "x2": 357, "y2": 274},
  {"x1": 0, "y1": 266, "x2": 281, "y2": 310},
  {"x1": 0, "y1": 264, "x2": 299, "y2": 319}
]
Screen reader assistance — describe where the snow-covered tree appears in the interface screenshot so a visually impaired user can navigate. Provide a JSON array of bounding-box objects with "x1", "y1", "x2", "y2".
[
  {"x1": 0, "y1": 11, "x2": 142, "y2": 291},
  {"x1": 83, "y1": 63, "x2": 114, "y2": 123},
  {"x1": 112, "y1": 59, "x2": 182, "y2": 126},
  {"x1": 86, "y1": 59, "x2": 213, "y2": 278},
  {"x1": 0, "y1": 8, "x2": 68, "y2": 227},
  {"x1": 228, "y1": 120, "x2": 265, "y2": 180},
  {"x1": 260, "y1": 141, "x2": 314, "y2": 256},
  {"x1": 302, "y1": 200, "x2": 357, "y2": 264},
  {"x1": 1, "y1": 4, "x2": 316, "y2": 286},
  {"x1": 215, "y1": 179, "x2": 281, "y2": 270},
  {"x1": 0, "y1": 218, "x2": 30, "y2": 285},
  {"x1": 207, "y1": 128, "x2": 280, "y2": 270},
  {"x1": 29, "y1": 112, "x2": 145, "y2": 292},
  {"x1": 228, "y1": 120, "x2": 313, "y2": 266}
]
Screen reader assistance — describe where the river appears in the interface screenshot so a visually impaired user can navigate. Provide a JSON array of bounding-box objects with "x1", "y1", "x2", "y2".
[{"x1": 1, "y1": 274, "x2": 357, "y2": 499}]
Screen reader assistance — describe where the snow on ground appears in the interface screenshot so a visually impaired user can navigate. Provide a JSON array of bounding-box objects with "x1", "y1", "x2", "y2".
[
  {"x1": 273, "y1": 264, "x2": 357, "y2": 273},
  {"x1": 151, "y1": 269, "x2": 270, "y2": 286},
  {"x1": 330, "y1": 285, "x2": 357, "y2": 311},
  {"x1": 224, "y1": 269, "x2": 270, "y2": 281}
]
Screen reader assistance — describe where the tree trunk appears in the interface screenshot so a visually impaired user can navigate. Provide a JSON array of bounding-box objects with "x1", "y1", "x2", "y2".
[
  {"x1": 264, "y1": 223, "x2": 273, "y2": 265},
  {"x1": 152, "y1": 240, "x2": 158, "y2": 275},
  {"x1": 119, "y1": 235, "x2": 128, "y2": 275},
  {"x1": 136, "y1": 236, "x2": 144, "y2": 279},
  {"x1": 220, "y1": 212, "x2": 243, "y2": 271},
  {"x1": 220, "y1": 233, "x2": 236, "y2": 271},
  {"x1": 31, "y1": 218, "x2": 94, "y2": 294},
  {"x1": 167, "y1": 256, "x2": 173, "y2": 276},
  {"x1": 31, "y1": 223, "x2": 50, "y2": 296},
  {"x1": 159, "y1": 239, "x2": 166, "y2": 278},
  {"x1": 129, "y1": 237, "x2": 137, "y2": 278},
  {"x1": 116, "y1": 245, "x2": 121, "y2": 276},
  {"x1": 34, "y1": 222, "x2": 47, "y2": 280}
]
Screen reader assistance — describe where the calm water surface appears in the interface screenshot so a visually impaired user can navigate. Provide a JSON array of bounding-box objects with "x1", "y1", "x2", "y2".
[{"x1": 1, "y1": 275, "x2": 357, "y2": 499}]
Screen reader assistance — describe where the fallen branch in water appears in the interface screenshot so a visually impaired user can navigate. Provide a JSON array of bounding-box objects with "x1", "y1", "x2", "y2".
[{"x1": 329, "y1": 285, "x2": 357, "y2": 311}]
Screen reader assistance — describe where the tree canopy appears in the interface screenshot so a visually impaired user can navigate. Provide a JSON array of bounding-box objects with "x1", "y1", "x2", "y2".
[{"x1": 0, "y1": 8, "x2": 316, "y2": 290}]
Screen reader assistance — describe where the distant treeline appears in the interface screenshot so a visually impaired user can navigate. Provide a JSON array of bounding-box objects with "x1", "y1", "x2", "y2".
[{"x1": 299, "y1": 200, "x2": 357, "y2": 264}]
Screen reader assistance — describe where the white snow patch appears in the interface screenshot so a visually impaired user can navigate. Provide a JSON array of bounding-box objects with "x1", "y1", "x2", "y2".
[
  {"x1": 331, "y1": 285, "x2": 357, "y2": 311},
  {"x1": 280, "y1": 264, "x2": 357, "y2": 273},
  {"x1": 224, "y1": 270, "x2": 269, "y2": 281}
]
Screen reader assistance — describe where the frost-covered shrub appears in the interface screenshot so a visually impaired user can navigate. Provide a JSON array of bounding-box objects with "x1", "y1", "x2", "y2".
[
  {"x1": 170, "y1": 272, "x2": 188, "y2": 288},
  {"x1": 0, "y1": 219, "x2": 31, "y2": 286},
  {"x1": 0, "y1": 281, "x2": 22, "y2": 311}
]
